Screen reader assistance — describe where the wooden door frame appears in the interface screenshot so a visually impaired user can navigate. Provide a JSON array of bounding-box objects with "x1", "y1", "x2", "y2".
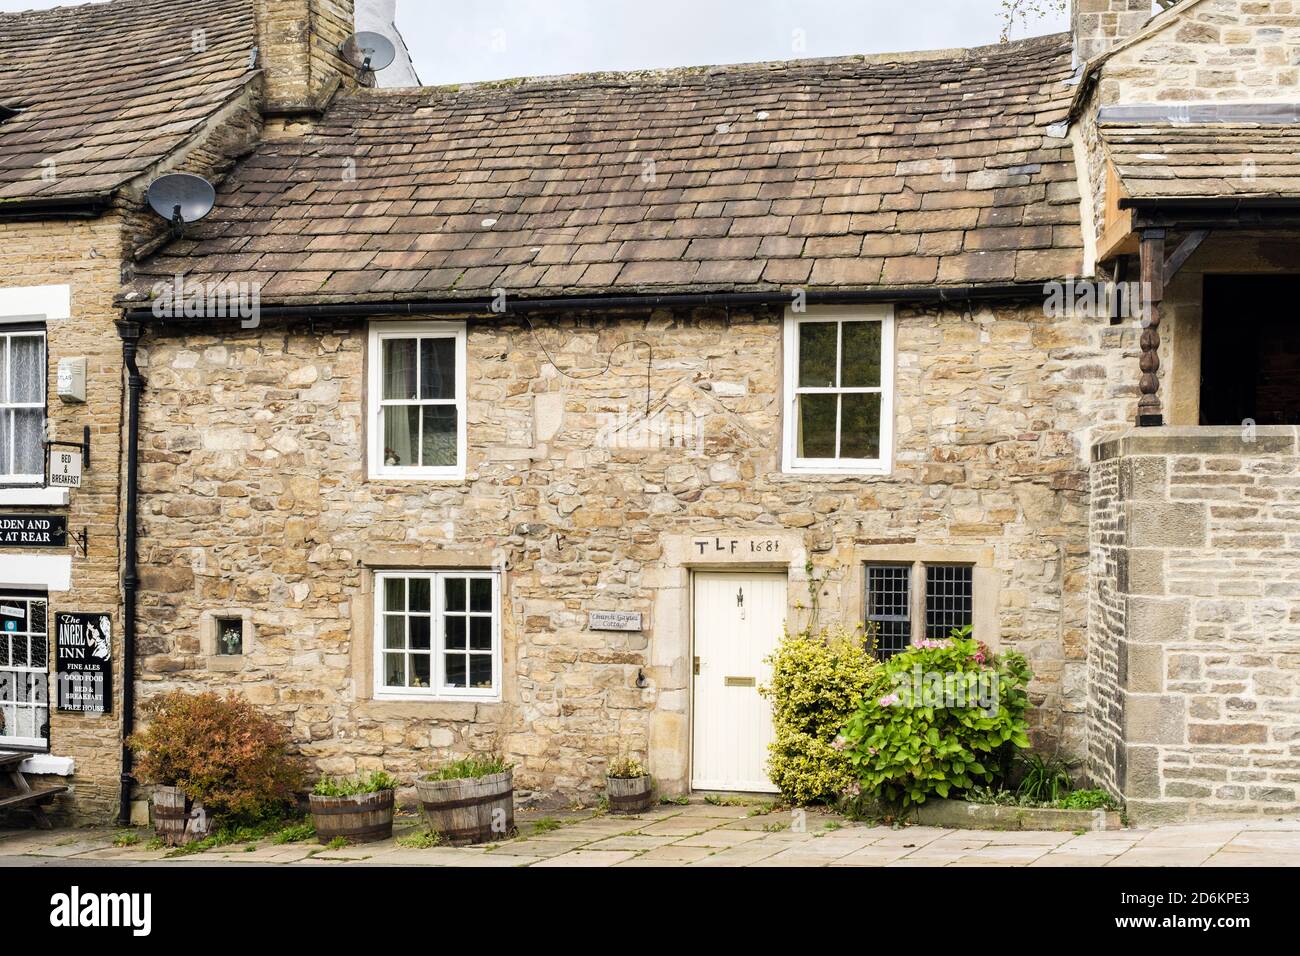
[{"x1": 688, "y1": 567, "x2": 788, "y2": 794}]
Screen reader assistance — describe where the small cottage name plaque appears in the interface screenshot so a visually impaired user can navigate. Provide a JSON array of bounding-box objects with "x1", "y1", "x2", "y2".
[
  {"x1": 588, "y1": 610, "x2": 643, "y2": 632},
  {"x1": 0, "y1": 514, "x2": 67, "y2": 547}
]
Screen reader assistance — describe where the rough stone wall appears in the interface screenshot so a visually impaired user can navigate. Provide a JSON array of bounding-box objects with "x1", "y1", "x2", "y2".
[
  {"x1": 133, "y1": 300, "x2": 1135, "y2": 802},
  {"x1": 0, "y1": 215, "x2": 129, "y2": 823},
  {"x1": 1074, "y1": 0, "x2": 1159, "y2": 63},
  {"x1": 1089, "y1": 427, "x2": 1300, "y2": 821},
  {"x1": 1095, "y1": 0, "x2": 1300, "y2": 104}
]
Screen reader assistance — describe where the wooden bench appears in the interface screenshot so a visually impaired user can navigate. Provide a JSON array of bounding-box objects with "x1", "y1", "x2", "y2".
[{"x1": 0, "y1": 750, "x2": 68, "y2": 829}]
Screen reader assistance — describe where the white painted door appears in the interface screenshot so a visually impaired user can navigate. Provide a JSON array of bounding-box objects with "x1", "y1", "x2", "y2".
[{"x1": 691, "y1": 572, "x2": 786, "y2": 793}]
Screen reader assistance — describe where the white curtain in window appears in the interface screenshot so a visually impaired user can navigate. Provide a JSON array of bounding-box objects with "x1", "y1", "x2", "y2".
[
  {"x1": 10, "y1": 336, "x2": 43, "y2": 402},
  {"x1": 0, "y1": 335, "x2": 44, "y2": 478}
]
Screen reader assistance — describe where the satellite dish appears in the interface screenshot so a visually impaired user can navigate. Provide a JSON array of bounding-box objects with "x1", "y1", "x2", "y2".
[
  {"x1": 340, "y1": 31, "x2": 396, "y2": 73},
  {"x1": 146, "y1": 173, "x2": 216, "y2": 237}
]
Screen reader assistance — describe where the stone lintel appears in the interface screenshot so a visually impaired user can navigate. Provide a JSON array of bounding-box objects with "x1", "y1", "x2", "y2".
[{"x1": 1092, "y1": 426, "x2": 1299, "y2": 462}]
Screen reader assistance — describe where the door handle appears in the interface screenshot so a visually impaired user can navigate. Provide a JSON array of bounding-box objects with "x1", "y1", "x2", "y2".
[{"x1": 693, "y1": 656, "x2": 700, "y2": 675}]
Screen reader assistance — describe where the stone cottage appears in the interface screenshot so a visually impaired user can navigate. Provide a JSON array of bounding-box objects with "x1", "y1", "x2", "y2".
[
  {"x1": 119, "y1": 0, "x2": 1300, "y2": 822},
  {"x1": 0, "y1": 0, "x2": 413, "y2": 825},
  {"x1": 6, "y1": 0, "x2": 1297, "y2": 826}
]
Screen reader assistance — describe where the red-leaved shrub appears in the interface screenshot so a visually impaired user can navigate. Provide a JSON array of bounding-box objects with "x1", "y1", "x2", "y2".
[{"x1": 128, "y1": 691, "x2": 303, "y2": 818}]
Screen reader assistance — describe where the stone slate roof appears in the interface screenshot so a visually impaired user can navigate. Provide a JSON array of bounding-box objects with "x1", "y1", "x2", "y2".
[
  {"x1": 133, "y1": 33, "x2": 1083, "y2": 305},
  {"x1": 1101, "y1": 122, "x2": 1300, "y2": 201},
  {"x1": 0, "y1": 0, "x2": 256, "y2": 208}
]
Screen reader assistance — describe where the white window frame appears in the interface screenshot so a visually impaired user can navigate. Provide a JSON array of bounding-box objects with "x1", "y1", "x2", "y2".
[
  {"x1": 373, "y1": 570, "x2": 501, "y2": 702},
  {"x1": 0, "y1": 328, "x2": 47, "y2": 486},
  {"x1": 782, "y1": 305, "x2": 894, "y2": 475},
  {"x1": 0, "y1": 591, "x2": 50, "y2": 751},
  {"x1": 367, "y1": 321, "x2": 467, "y2": 481}
]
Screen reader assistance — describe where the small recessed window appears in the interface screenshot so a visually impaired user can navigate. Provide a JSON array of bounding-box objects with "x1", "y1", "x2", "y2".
[{"x1": 216, "y1": 617, "x2": 244, "y2": 656}]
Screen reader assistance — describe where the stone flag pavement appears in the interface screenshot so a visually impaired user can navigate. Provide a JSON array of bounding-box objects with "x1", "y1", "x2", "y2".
[{"x1": 2, "y1": 801, "x2": 1298, "y2": 867}]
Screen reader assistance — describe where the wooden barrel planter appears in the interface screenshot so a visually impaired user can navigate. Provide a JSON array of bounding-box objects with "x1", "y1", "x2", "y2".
[
  {"x1": 607, "y1": 774, "x2": 653, "y2": 814},
  {"x1": 308, "y1": 790, "x2": 395, "y2": 845},
  {"x1": 152, "y1": 786, "x2": 190, "y2": 846},
  {"x1": 415, "y1": 769, "x2": 514, "y2": 846}
]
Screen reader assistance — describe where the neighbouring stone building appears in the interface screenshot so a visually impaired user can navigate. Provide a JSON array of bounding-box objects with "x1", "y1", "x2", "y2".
[
  {"x1": 0, "y1": 0, "x2": 405, "y2": 825},
  {"x1": 3, "y1": 0, "x2": 1297, "y2": 827}
]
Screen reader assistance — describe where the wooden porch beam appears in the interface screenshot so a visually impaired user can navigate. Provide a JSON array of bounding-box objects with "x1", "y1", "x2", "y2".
[
  {"x1": 1163, "y1": 229, "x2": 1210, "y2": 281},
  {"x1": 1137, "y1": 228, "x2": 1166, "y2": 427},
  {"x1": 1097, "y1": 160, "x2": 1139, "y2": 263}
]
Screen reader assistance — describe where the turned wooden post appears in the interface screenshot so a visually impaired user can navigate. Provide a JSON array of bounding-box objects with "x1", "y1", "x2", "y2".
[{"x1": 1137, "y1": 228, "x2": 1166, "y2": 426}]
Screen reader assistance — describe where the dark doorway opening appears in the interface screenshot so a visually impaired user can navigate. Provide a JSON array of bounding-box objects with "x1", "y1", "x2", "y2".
[{"x1": 1201, "y1": 276, "x2": 1300, "y2": 426}]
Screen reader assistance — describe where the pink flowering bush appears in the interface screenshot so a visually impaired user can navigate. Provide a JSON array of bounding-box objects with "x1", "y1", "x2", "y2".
[{"x1": 839, "y1": 627, "x2": 1032, "y2": 809}]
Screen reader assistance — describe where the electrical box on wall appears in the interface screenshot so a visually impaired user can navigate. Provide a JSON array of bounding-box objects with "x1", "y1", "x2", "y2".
[{"x1": 56, "y1": 357, "x2": 86, "y2": 403}]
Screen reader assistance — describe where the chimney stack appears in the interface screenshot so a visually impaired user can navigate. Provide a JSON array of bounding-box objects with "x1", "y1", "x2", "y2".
[
  {"x1": 255, "y1": 0, "x2": 355, "y2": 116},
  {"x1": 1072, "y1": 0, "x2": 1155, "y2": 62}
]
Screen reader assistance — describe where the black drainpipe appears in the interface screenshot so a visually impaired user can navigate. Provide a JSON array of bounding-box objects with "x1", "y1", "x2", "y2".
[{"x1": 116, "y1": 319, "x2": 143, "y2": 827}]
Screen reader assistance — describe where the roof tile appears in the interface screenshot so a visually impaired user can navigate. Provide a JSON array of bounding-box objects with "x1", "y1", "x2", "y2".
[{"x1": 133, "y1": 33, "x2": 1083, "y2": 303}]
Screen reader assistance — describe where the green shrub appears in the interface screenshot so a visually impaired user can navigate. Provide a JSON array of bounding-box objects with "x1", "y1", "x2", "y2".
[
  {"x1": 760, "y1": 625, "x2": 884, "y2": 806},
  {"x1": 1015, "y1": 752, "x2": 1073, "y2": 803},
  {"x1": 840, "y1": 628, "x2": 1032, "y2": 809},
  {"x1": 423, "y1": 754, "x2": 510, "y2": 781},
  {"x1": 968, "y1": 786, "x2": 1118, "y2": 811},
  {"x1": 312, "y1": 770, "x2": 398, "y2": 797},
  {"x1": 1055, "y1": 789, "x2": 1118, "y2": 811},
  {"x1": 395, "y1": 828, "x2": 442, "y2": 849},
  {"x1": 270, "y1": 820, "x2": 316, "y2": 844},
  {"x1": 128, "y1": 691, "x2": 303, "y2": 819}
]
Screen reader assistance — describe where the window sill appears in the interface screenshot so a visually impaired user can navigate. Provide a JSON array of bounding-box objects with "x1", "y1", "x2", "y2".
[
  {"x1": 373, "y1": 691, "x2": 500, "y2": 704},
  {"x1": 368, "y1": 470, "x2": 467, "y2": 483},
  {"x1": 0, "y1": 487, "x2": 67, "y2": 506},
  {"x1": 782, "y1": 463, "x2": 892, "y2": 477},
  {"x1": 19, "y1": 754, "x2": 74, "y2": 776}
]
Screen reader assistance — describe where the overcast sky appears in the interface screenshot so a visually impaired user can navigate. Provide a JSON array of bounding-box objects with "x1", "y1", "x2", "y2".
[{"x1": 0, "y1": 0, "x2": 1071, "y2": 85}]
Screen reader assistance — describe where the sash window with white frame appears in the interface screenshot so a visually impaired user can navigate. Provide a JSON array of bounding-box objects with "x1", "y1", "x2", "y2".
[
  {"x1": 0, "y1": 327, "x2": 46, "y2": 484},
  {"x1": 374, "y1": 571, "x2": 500, "y2": 701},
  {"x1": 367, "y1": 322, "x2": 467, "y2": 480},
  {"x1": 0, "y1": 592, "x2": 49, "y2": 750},
  {"x1": 783, "y1": 306, "x2": 893, "y2": 474}
]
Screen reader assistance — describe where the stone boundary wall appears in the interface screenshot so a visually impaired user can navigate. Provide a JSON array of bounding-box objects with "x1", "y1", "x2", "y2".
[{"x1": 1089, "y1": 426, "x2": 1300, "y2": 821}]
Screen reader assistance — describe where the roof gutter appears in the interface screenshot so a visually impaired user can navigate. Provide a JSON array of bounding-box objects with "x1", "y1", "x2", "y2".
[
  {"x1": 121, "y1": 282, "x2": 1051, "y2": 325},
  {"x1": 0, "y1": 194, "x2": 113, "y2": 221},
  {"x1": 1120, "y1": 197, "x2": 1300, "y2": 211}
]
